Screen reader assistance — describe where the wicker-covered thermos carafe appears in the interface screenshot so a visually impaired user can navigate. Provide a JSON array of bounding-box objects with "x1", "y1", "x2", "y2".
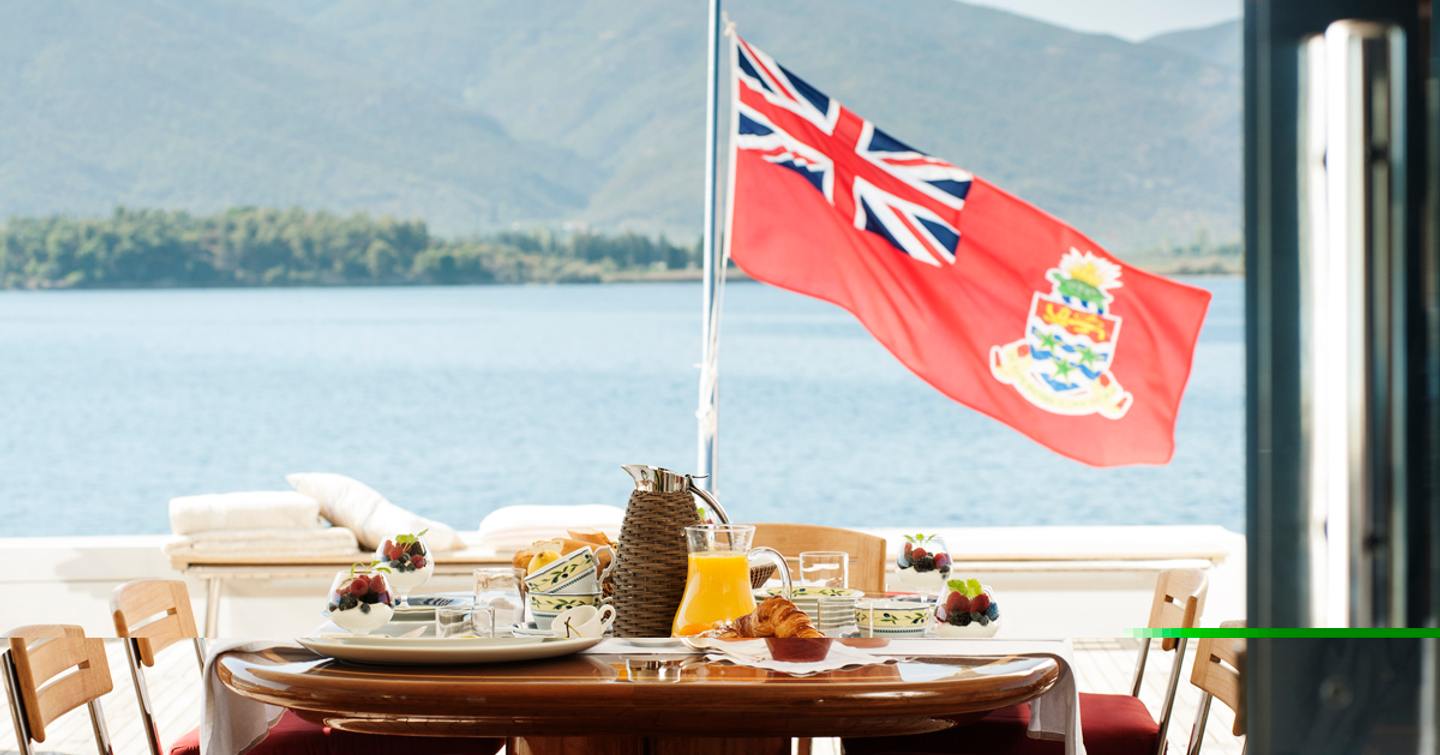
[{"x1": 611, "y1": 465, "x2": 729, "y2": 637}]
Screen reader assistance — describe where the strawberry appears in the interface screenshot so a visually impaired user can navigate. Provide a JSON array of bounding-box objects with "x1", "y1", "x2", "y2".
[
  {"x1": 903, "y1": 542, "x2": 914, "y2": 558},
  {"x1": 933, "y1": 553, "x2": 951, "y2": 571},
  {"x1": 946, "y1": 591, "x2": 970, "y2": 614},
  {"x1": 369, "y1": 574, "x2": 387, "y2": 593},
  {"x1": 971, "y1": 593, "x2": 991, "y2": 614}
]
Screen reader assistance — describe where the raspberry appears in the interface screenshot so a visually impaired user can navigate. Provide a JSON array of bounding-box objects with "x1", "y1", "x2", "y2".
[
  {"x1": 946, "y1": 591, "x2": 970, "y2": 614},
  {"x1": 411, "y1": 556, "x2": 426, "y2": 569},
  {"x1": 972, "y1": 593, "x2": 991, "y2": 614},
  {"x1": 911, "y1": 547, "x2": 928, "y2": 561},
  {"x1": 934, "y1": 553, "x2": 951, "y2": 571}
]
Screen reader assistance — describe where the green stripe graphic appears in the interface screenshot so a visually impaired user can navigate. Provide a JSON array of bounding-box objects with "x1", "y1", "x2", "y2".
[{"x1": 1130, "y1": 627, "x2": 1440, "y2": 639}]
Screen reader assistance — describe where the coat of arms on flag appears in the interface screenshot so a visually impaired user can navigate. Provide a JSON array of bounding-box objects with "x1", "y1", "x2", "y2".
[{"x1": 990, "y1": 249, "x2": 1133, "y2": 419}]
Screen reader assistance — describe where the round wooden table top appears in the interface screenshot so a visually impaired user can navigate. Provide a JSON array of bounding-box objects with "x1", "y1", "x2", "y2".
[{"x1": 217, "y1": 643, "x2": 1061, "y2": 740}]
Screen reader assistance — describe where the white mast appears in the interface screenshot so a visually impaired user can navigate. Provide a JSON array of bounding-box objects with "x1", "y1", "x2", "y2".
[{"x1": 696, "y1": 0, "x2": 725, "y2": 490}]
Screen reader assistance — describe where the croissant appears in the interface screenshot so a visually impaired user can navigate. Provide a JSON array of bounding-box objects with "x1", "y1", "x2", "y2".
[{"x1": 714, "y1": 596, "x2": 823, "y2": 639}]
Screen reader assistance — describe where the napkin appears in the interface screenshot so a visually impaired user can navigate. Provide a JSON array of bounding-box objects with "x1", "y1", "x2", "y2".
[{"x1": 697, "y1": 638, "x2": 896, "y2": 676}]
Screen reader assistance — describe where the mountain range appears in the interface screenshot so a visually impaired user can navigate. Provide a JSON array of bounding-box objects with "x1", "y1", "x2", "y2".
[{"x1": 0, "y1": 1, "x2": 1241, "y2": 254}]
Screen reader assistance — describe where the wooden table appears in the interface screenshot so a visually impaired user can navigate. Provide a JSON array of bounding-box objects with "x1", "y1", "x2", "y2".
[{"x1": 217, "y1": 643, "x2": 1061, "y2": 755}]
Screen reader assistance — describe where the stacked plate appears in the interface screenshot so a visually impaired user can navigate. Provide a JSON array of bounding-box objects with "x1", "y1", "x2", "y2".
[{"x1": 758, "y1": 586, "x2": 865, "y2": 633}]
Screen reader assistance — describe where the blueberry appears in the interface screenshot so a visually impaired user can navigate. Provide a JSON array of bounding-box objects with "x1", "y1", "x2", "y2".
[
  {"x1": 360, "y1": 603, "x2": 370, "y2": 614},
  {"x1": 976, "y1": 614, "x2": 990, "y2": 626},
  {"x1": 986, "y1": 604, "x2": 1000, "y2": 621}
]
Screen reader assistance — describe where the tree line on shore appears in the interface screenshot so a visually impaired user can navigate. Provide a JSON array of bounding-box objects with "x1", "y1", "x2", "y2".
[{"x1": 0, "y1": 208, "x2": 700, "y2": 289}]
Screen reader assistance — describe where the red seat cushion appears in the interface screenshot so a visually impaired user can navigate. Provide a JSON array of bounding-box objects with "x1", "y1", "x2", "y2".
[
  {"x1": 167, "y1": 710, "x2": 501, "y2": 755},
  {"x1": 843, "y1": 693, "x2": 1161, "y2": 755}
]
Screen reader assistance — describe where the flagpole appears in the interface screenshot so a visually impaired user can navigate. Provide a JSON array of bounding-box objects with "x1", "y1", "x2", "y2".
[{"x1": 696, "y1": 0, "x2": 724, "y2": 491}]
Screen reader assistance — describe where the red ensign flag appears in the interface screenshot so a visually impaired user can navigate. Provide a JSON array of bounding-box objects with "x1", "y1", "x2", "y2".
[{"x1": 726, "y1": 36, "x2": 1211, "y2": 466}]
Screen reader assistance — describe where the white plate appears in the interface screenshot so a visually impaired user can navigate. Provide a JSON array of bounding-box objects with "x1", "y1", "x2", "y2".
[
  {"x1": 624, "y1": 637, "x2": 684, "y2": 647},
  {"x1": 298, "y1": 634, "x2": 602, "y2": 665}
]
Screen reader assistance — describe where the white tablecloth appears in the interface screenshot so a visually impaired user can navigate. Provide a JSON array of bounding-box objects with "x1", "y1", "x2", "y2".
[{"x1": 201, "y1": 640, "x2": 288, "y2": 755}]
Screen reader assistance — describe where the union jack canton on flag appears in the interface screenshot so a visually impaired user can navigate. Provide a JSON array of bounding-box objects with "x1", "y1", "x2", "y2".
[{"x1": 733, "y1": 37, "x2": 973, "y2": 268}]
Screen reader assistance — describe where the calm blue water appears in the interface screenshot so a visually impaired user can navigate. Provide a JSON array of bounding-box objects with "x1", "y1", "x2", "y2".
[{"x1": 0, "y1": 280, "x2": 1243, "y2": 536}]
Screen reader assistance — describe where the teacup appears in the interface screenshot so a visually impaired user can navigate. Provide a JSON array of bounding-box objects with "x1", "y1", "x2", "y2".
[
  {"x1": 551, "y1": 604, "x2": 616, "y2": 638},
  {"x1": 528, "y1": 590, "x2": 603, "y2": 631},
  {"x1": 523, "y1": 546, "x2": 612, "y2": 595}
]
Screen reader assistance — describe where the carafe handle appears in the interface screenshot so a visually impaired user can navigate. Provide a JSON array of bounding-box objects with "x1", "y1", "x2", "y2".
[
  {"x1": 748, "y1": 546, "x2": 792, "y2": 600},
  {"x1": 688, "y1": 477, "x2": 730, "y2": 524}
]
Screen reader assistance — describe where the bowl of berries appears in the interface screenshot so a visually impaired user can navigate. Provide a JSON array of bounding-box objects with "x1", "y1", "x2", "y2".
[
  {"x1": 933, "y1": 578, "x2": 1001, "y2": 638},
  {"x1": 375, "y1": 531, "x2": 433, "y2": 602},
  {"x1": 892, "y1": 533, "x2": 952, "y2": 593},
  {"x1": 327, "y1": 567, "x2": 398, "y2": 635}
]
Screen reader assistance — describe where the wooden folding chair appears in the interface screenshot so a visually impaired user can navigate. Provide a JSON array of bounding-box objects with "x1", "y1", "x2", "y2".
[
  {"x1": 752, "y1": 522, "x2": 888, "y2": 593},
  {"x1": 111, "y1": 579, "x2": 206, "y2": 754},
  {"x1": 1185, "y1": 621, "x2": 1245, "y2": 755},
  {"x1": 751, "y1": 523, "x2": 887, "y2": 754},
  {"x1": 3, "y1": 624, "x2": 115, "y2": 755},
  {"x1": 1131, "y1": 568, "x2": 1210, "y2": 751}
]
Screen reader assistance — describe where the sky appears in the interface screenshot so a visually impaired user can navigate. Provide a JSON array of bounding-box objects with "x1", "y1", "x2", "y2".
[{"x1": 961, "y1": 0, "x2": 1241, "y2": 40}]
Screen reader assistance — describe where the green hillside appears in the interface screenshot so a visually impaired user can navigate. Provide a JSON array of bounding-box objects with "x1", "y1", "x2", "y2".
[
  {"x1": 1147, "y1": 20, "x2": 1242, "y2": 70},
  {"x1": 0, "y1": 1, "x2": 1241, "y2": 255}
]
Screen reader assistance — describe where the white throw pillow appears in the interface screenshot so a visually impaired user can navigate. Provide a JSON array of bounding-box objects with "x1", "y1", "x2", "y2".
[{"x1": 285, "y1": 473, "x2": 464, "y2": 552}]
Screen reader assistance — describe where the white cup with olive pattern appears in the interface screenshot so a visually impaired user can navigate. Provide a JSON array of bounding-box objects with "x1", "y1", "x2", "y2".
[
  {"x1": 523, "y1": 546, "x2": 612, "y2": 595},
  {"x1": 528, "y1": 590, "x2": 603, "y2": 631},
  {"x1": 855, "y1": 599, "x2": 933, "y2": 638}
]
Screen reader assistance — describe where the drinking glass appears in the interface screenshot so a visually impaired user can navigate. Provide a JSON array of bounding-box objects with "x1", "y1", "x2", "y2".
[
  {"x1": 434, "y1": 605, "x2": 472, "y2": 638},
  {"x1": 671, "y1": 524, "x2": 791, "y2": 636},
  {"x1": 473, "y1": 568, "x2": 523, "y2": 637},
  {"x1": 799, "y1": 551, "x2": 850, "y2": 589}
]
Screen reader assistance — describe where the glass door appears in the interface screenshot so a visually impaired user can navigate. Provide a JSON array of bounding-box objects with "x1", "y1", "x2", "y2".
[{"x1": 1246, "y1": 0, "x2": 1438, "y2": 750}]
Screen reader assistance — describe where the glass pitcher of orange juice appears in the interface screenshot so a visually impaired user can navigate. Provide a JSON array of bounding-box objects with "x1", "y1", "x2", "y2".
[{"x1": 672, "y1": 524, "x2": 791, "y2": 636}]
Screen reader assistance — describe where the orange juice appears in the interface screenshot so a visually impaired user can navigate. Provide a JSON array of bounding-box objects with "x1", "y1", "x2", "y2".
[{"x1": 671, "y1": 552, "x2": 757, "y2": 636}]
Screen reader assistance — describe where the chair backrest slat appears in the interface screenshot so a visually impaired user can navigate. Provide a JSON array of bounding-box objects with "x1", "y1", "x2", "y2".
[
  {"x1": 112, "y1": 580, "x2": 199, "y2": 666},
  {"x1": 6, "y1": 624, "x2": 113, "y2": 744},
  {"x1": 1147, "y1": 569, "x2": 1208, "y2": 651},
  {"x1": 1191, "y1": 627, "x2": 1246, "y2": 737},
  {"x1": 752, "y1": 523, "x2": 888, "y2": 593}
]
